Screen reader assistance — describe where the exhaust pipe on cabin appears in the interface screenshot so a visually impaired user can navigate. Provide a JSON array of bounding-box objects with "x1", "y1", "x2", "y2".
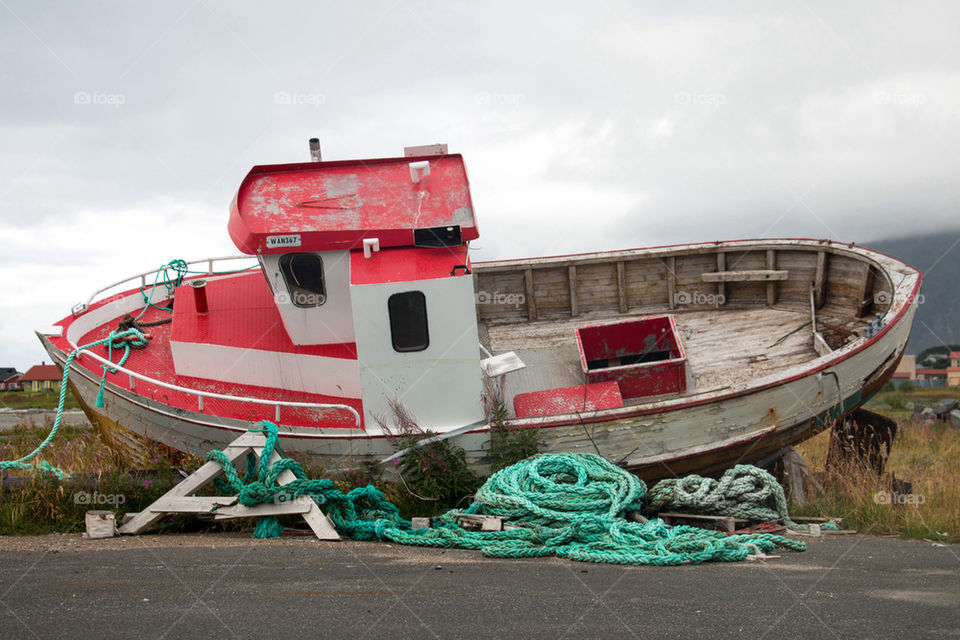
[{"x1": 309, "y1": 138, "x2": 322, "y2": 162}]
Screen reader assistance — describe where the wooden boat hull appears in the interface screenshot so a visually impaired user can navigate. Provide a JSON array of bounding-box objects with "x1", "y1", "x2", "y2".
[{"x1": 40, "y1": 239, "x2": 920, "y2": 482}]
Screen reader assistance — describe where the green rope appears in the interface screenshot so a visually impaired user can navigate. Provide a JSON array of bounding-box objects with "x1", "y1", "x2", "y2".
[
  {"x1": 136, "y1": 259, "x2": 187, "y2": 320},
  {"x1": 0, "y1": 327, "x2": 147, "y2": 480},
  {"x1": 645, "y1": 465, "x2": 809, "y2": 530},
  {"x1": 206, "y1": 423, "x2": 806, "y2": 565}
]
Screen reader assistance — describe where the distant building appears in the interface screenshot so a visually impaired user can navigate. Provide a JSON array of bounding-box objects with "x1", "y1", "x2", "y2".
[
  {"x1": 892, "y1": 354, "x2": 916, "y2": 386},
  {"x1": 19, "y1": 362, "x2": 62, "y2": 392},
  {"x1": 948, "y1": 351, "x2": 960, "y2": 387},
  {"x1": 916, "y1": 368, "x2": 948, "y2": 387},
  {"x1": 0, "y1": 367, "x2": 22, "y2": 391}
]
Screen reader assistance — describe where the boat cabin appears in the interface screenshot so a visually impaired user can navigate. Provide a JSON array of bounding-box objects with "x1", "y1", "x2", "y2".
[{"x1": 211, "y1": 151, "x2": 484, "y2": 431}]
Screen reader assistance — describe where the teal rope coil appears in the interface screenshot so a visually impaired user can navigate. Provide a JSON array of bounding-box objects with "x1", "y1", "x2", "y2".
[
  {"x1": 206, "y1": 423, "x2": 806, "y2": 565},
  {"x1": 645, "y1": 465, "x2": 812, "y2": 530}
]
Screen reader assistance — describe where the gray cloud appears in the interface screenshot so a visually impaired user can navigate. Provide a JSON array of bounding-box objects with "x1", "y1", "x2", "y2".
[{"x1": 1, "y1": 0, "x2": 959, "y2": 369}]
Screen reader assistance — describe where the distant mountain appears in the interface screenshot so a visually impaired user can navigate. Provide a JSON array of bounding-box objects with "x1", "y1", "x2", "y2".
[{"x1": 865, "y1": 231, "x2": 960, "y2": 355}]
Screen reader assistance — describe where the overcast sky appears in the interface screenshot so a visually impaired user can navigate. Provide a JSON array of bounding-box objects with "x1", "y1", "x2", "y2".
[{"x1": 2, "y1": 1, "x2": 959, "y2": 371}]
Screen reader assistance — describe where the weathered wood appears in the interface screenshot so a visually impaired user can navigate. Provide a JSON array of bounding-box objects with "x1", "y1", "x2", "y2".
[
  {"x1": 269, "y1": 447, "x2": 341, "y2": 541},
  {"x1": 716, "y1": 252, "x2": 726, "y2": 307},
  {"x1": 701, "y1": 270, "x2": 788, "y2": 283},
  {"x1": 121, "y1": 431, "x2": 341, "y2": 540},
  {"x1": 856, "y1": 264, "x2": 875, "y2": 317},
  {"x1": 524, "y1": 268, "x2": 536, "y2": 321},
  {"x1": 568, "y1": 265, "x2": 578, "y2": 316},
  {"x1": 456, "y1": 513, "x2": 504, "y2": 531},
  {"x1": 119, "y1": 440, "x2": 253, "y2": 534},
  {"x1": 658, "y1": 512, "x2": 747, "y2": 533},
  {"x1": 411, "y1": 517, "x2": 432, "y2": 529},
  {"x1": 667, "y1": 256, "x2": 677, "y2": 309},
  {"x1": 766, "y1": 249, "x2": 777, "y2": 306},
  {"x1": 213, "y1": 500, "x2": 312, "y2": 520},
  {"x1": 148, "y1": 496, "x2": 238, "y2": 513},
  {"x1": 616, "y1": 261, "x2": 628, "y2": 313}
]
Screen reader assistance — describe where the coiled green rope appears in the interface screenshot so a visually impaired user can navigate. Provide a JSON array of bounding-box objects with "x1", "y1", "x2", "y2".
[
  {"x1": 207, "y1": 423, "x2": 806, "y2": 564},
  {"x1": 644, "y1": 465, "x2": 837, "y2": 531}
]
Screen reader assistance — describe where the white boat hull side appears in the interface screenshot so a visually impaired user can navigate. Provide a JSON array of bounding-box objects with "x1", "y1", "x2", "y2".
[{"x1": 40, "y1": 291, "x2": 913, "y2": 479}]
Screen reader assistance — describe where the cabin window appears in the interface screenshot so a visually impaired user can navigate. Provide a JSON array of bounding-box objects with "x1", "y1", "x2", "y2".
[
  {"x1": 279, "y1": 253, "x2": 326, "y2": 307},
  {"x1": 388, "y1": 291, "x2": 429, "y2": 352}
]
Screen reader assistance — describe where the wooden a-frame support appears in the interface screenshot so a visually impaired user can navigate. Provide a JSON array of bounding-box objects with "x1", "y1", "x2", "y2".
[{"x1": 118, "y1": 431, "x2": 340, "y2": 540}]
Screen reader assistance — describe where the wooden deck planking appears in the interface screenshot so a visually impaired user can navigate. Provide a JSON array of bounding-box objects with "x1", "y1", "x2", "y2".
[{"x1": 484, "y1": 305, "x2": 823, "y2": 417}]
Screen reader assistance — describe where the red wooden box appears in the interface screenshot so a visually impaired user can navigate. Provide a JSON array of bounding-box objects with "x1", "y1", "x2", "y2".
[{"x1": 575, "y1": 315, "x2": 687, "y2": 399}]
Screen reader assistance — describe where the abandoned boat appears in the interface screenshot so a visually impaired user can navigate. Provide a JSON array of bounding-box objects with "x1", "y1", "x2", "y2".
[{"x1": 38, "y1": 142, "x2": 922, "y2": 481}]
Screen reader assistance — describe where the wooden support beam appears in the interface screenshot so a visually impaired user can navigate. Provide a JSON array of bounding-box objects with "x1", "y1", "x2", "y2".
[
  {"x1": 120, "y1": 431, "x2": 340, "y2": 541},
  {"x1": 616, "y1": 261, "x2": 628, "y2": 313},
  {"x1": 856, "y1": 264, "x2": 874, "y2": 317},
  {"x1": 119, "y1": 436, "x2": 257, "y2": 534},
  {"x1": 814, "y1": 251, "x2": 827, "y2": 309},
  {"x1": 213, "y1": 500, "x2": 312, "y2": 520},
  {"x1": 766, "y1": 249, "x2": 777, "y2": 306},
  {"x1": 524, "y1": 268, "x2": 537, "y2": 321},
  {"x1": 148, "y1": 496, "x2": 238, "y2": 513},
  {"x1": 715, "y1": 252, "x2": 726, "y2": 307},
  {"x1": 667, "y1": 256, "x2": 677, "y2": 309},
  {"x1": 701, "y1": 270, "x2": 788, "y2": 283},
  {"x1": 568, "y1": 265, "x2": 578, "y2": 316}
]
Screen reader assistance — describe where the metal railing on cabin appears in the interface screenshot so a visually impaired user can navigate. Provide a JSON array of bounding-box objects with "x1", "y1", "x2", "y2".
[{"x1": 74, "y1": 255, "x2": 256, "y2": 315}]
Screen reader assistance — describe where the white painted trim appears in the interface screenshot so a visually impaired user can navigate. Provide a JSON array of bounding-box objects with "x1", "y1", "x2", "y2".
[{"x1": 169, "y1": 340, "x2": 362, "y2": 399}]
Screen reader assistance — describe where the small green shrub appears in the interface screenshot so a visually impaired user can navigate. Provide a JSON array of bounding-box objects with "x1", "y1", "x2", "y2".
[
  {"x1": 376, "y1": 400, "x2": 481, "y2": 517},
  {"x1": 486, "y1": 400, "x2": 542, "y2": 471}
]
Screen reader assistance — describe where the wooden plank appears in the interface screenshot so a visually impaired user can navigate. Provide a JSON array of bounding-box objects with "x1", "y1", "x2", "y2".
[
  {"x1": 716, "y1": 252, "x2": 726, "y2": 307},
  {"x1": 269, "y1": 448, "x2": 341, "y2": 541},
  {"x1": 524, "y1": 268, "x2": 536, "y2": 321},
  {"x1": 658, "y1": 512, "x2": 747, "y2": 533},
  {"x1": 148, "y1": 496, "x2": 238, "y2": 513},
  {"x1": 456, "y1": 513, "x2": 504, "y2": 531},
  {"x1": 701, "y1": 270, "x2": 788, "y2": 283},
  {"x1": 766, "y1": 249, "x2": 777, "y2": 306},
  {"x1": 667, "y1": 256, "x2": 676, "y2": 309},
  {"x1": 616, "y1": 261, "x2": 628, "y2": 313},
  {"x1": 814, "y1": 251, "x2": 827, "y2": 308},
  {"x1": 119, "y1": 438, "x2": 257, "y2": 534},
  {"x1": 213, "y1": 500, "x2": 312, "y2": 520},
  {"x1": 568, "y1": 265, "x2": 578, "y2": 316}
]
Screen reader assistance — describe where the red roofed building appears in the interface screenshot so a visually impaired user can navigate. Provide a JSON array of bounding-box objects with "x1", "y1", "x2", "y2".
[
  {"x1": 19, "y1": 363, "x2": 62, "y2": 392},
  {"x1": 0, "y1": 367, "x2": 21, "y2": 391}
]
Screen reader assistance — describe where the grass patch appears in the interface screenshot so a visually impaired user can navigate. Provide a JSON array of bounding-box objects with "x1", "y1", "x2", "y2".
[
  {"x1": 793, "y1": 387, "x2": 960, "y2": 543},
  {"x1": 0, "y1": 390, "x2": 80, "y2": 410}
]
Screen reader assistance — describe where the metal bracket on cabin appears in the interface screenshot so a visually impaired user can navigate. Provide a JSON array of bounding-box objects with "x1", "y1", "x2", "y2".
[{"x1": 450, "y1": 264, "x2": 471, "y2": 276}]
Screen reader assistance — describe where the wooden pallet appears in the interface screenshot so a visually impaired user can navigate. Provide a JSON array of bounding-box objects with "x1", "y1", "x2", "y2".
[
  {"x1": 657, "y1": 512, "x2": 749, "y2": 533},
  {"x1": 118, "y1": 431, "x2": 340, "y2": 540}
]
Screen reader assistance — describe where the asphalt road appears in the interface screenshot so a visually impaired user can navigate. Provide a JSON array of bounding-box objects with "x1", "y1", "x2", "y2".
[{"x1": 0, "y1": 533, "x2": 957, "y2": 640}]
